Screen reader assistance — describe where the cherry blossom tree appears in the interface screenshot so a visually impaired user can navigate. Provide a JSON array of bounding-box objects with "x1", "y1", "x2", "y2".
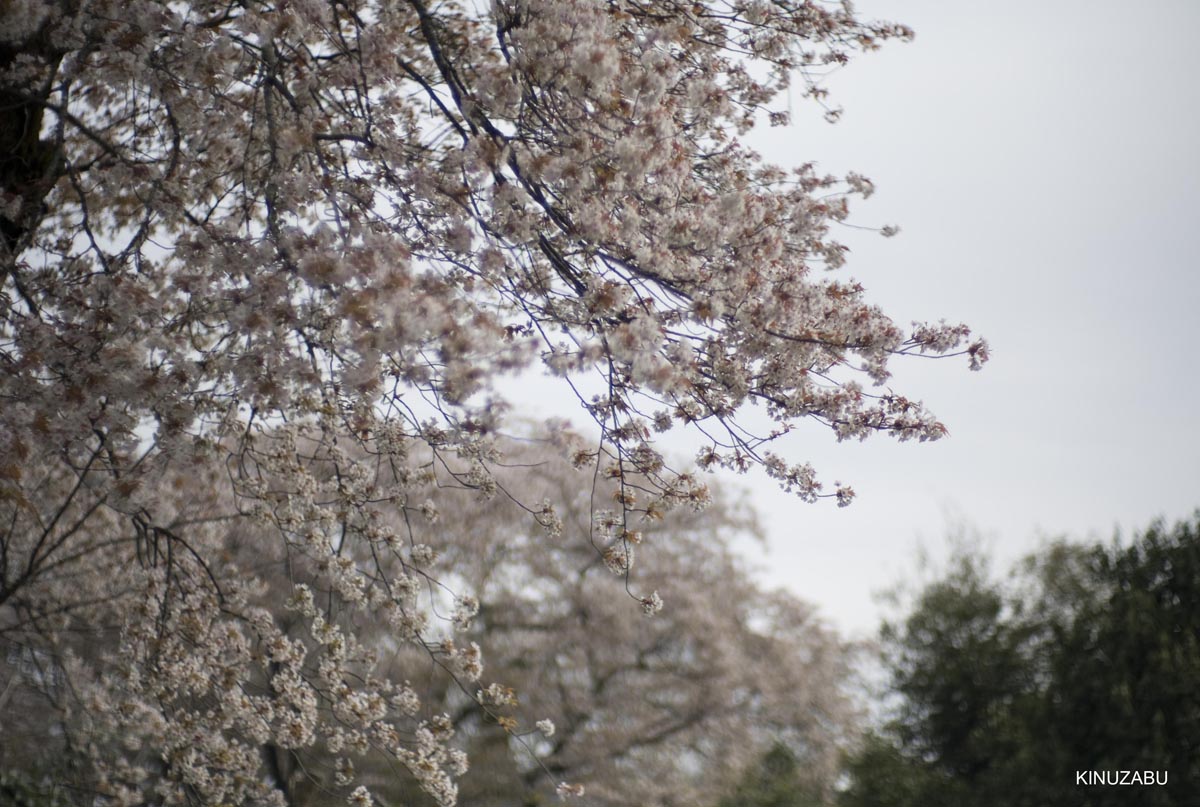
[
  {"x1": 364, "y1": 442, "x2": 860, "y2": 807},
  {"x1": 0, "y1": 433, "x2": 859, "y2": 807},
  {"x1": 1, "y1": 0, "x2": 986, "y2": 804}
]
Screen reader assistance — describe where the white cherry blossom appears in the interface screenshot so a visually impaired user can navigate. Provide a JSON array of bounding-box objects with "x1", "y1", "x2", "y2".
[{"x1": 2, "y1": 1, "x2": 984, "y2": 803}]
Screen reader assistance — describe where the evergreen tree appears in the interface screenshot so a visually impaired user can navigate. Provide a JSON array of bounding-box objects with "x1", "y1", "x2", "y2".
[{"x1": 841, "y1": 515, "x2": 1200, "y2": 807}]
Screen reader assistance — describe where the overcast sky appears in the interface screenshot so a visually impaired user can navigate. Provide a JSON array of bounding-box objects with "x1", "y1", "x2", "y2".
[
  {"x1": 514, "y1": 0, "x2": 1200, "y2": 636},
  {"x1": 736, "y1": 0, "x2": 1200, "y2": 633}
]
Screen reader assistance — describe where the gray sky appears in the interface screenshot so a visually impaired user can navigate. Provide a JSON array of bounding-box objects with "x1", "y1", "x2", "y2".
[
  {"x1": 512, "y1": 0, "x2": 1200, "y2": 636},
  {"x1": 739, "y1": 0, "x2": 1200, "y2": 634}
]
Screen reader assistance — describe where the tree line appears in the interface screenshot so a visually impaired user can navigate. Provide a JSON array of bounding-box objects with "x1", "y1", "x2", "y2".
[
  {"x1": 5, "y1": 444, "x2": 1196, "y2": 806},
  {"x1": 722, "y1": 514, "x2": 1200, "y2": 807}
]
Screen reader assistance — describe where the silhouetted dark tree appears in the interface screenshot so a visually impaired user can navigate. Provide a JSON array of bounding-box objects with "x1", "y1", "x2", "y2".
[
  {"x1": 717, "y1": 743, "x2": 826, "y2": 807},
  {"x1": 840, "y1": 515, "x2": 1200, "y2": 807}
]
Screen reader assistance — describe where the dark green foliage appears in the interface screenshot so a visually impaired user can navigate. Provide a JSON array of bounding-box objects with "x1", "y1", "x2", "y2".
[
  {"x1": 840, "y1": 515, "x2": 1200, "y2": 807},
  {"x1": 1045, "y1": 518, "x2": 1200, "y2": 807},
  {"x1": 717, "y1": 743, "x2": 826, "y2": 807},
  {"x1": 838, "y1": 734, "x2": 959, "y2": 807},
  {"x1": 0, "y1": 771, "x2": 74, "y2": 807}
]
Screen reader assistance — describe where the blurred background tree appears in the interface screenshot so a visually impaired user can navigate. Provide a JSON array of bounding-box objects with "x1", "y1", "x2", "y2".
[
  {"x1": 0, "y1": 435, "x2": 863, "y2": 807},
  {"x1": 7, "y1": 420, "x2": 1197, "y2": 807},
  {"x1": 716, "y1": 742, "x2": 827, "y2": 807},
  {"x1": 838, "y1": 515, "x2": 1200, "y2": 807},
  {"x1": 353, "y1": 439, "x2": 863, "y2": 807}
]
